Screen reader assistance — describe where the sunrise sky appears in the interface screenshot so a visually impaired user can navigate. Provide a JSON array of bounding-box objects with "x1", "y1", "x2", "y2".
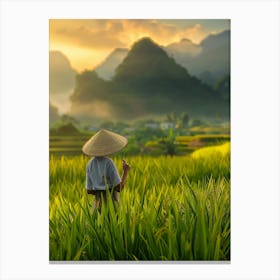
[{"x1": 49, "y1": 19, "x2": 230, "y2": 72}]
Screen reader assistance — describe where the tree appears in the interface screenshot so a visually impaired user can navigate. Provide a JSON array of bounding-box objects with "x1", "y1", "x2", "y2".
[
  {"x1": 50, "y1": 122, "x2": 82, "y2": 136},
  {"x1": 214, "y1": 74, "x2": 230, "y2": 101},
  {"x1": 166, "y1": 111, "x2": 177, "y2": 123},
  {"x1": 60, "y1": 114, "x2": 79, "y2": 125},
  {"x1": 176, "y1": 112, "x2": 189, "y2": 129},
  {"x1": 191, "y1": 119, "x2": 204, "y2": 127},
  {"x1": 99, "y1": 121, "x2": 114, "y2": 130},
  {"x1": 181, "y1": 112, "x2": 189, "y2": 128},
  {"x1": 158, "y1": 129, "x2": 178, "y2": 156}
]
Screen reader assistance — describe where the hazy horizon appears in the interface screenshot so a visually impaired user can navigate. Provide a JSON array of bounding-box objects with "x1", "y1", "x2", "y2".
[
  {"x1": 50, "y1": 19, "x2": 230, "y2": 72},
  {"x1": 49, "y1": 19, "x2": 230, "y2": 118}
]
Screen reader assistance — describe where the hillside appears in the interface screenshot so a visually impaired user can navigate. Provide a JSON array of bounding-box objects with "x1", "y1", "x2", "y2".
[
  {"x1": 94, "y1": 48, "x2": 129, "y2": 80},
  {"x1": 172, "y1": 30, "x2": 230, "y2": 80},
  {"x1": 70, "y1": 37, "x2": 229, "y2": 122},
  {"x1": 164, "y1": 30, "x2": 230, "y2": 85}
]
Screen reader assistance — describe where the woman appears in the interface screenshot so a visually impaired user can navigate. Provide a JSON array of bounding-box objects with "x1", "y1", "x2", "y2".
[{"x1": 82, "y1": 129, "x2": 130, "y2": 211}]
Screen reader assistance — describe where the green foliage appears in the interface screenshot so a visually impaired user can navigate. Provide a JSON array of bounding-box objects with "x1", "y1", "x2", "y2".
[
  {"x1": 156, "y1": 129, "x2": 178, "y2": 156},
  {"x1": 179, "y1": 112, "x2": 190, "y2": 129},
  {"x1": 114, "y1": 37, "x2": 191, "y2": 86},
  {"x1": 214, "y1": 74, "x2": 230, "y2": 101},
  {"x1": 191, "y1": 119, "x2": 205, "y2": 127},
  {"x1": 60, "y1": 114, "x2": 79, "y2": 125},
  {"x1": 166, "y1": 111, "x2": 177, "y2": 123},
  {"x1": 49, "y1": 103, "x2": 60, "y2": 123},
  {"x1": 50, "y1": 122, "x2": 81, "y2": 136},
  {"x1": 71, "y1": 71, "x2": 112, "y2": 103},
  {"x1": 131, "y1": 127, "x2": 166, "y2": 144},
  {"x1": 50, "y1": 127, "x2": 230, "y2": 157},
  {"x1": 49, "y1": 145, "x2": 230, "y2": 261},
  {"x1": 166, "y1": 111, "x2": 190, "y2": 130},
  {"x1": 99, "y1": 121, "x2": 129, "y2": 133},
  {"x1": 123, "y1": 140, "x2": 142, "y2": 155}
]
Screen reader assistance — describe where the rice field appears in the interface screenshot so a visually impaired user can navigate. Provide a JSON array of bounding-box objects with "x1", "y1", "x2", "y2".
[
  {"x1": 49, "y1": 142, "x2": 230, "y2": 261},
  {"x1": 49, "y1": 134, "x2": 230, "y2": 156}
]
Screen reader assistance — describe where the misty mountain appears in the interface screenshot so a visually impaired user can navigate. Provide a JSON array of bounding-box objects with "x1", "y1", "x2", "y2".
[
  {"x1": 94, "y1": 48, "x2": 129, "y2": 80},
  {"x1": 49, "y1": 51, "x2": 77, "y2": 95},
  {"x1": 197, "y1": 70, "x2": 217, "y2": 87},
  {"x1": 49, "y1": 51, "x2": 78, "y2": 114},
  {"x1": 114, "y1": 37, "x2": 195, "y2": 87},
  {"x1": 166, "y1": 30, "x2": 230, "y2": 83},
  {"x1": 49, "y1": 102, "x2": 60, "y2": 123},
  {"x1": 70, "y1": 37, "x2": 229, "y2": 122},
  {"x1": 214, "y1": 74, "x2": 230, "y2": 101},
  {"x1": 92, "y1": 30, "x2": 230, "y2": 87},
  {"x1": 194, "y1": 30, "x2": 230, "y2": 78},
  {"x1": 165, "y1": 38, "x2": 202, "y2": 65}
]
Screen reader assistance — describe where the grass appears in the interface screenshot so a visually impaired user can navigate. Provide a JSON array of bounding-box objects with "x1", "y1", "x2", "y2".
[
  {"x1": 49, "y1": 135, "x2": 88, "y2": 155},
  {"x1": 176, "y1": 134, "x2": 230, "y2": 145},
  {"x1": 50, "y1": 133, "x2": 230, "y2": 156},
  {"x1": 49, "y1": 142, "x2": 230, "y2": 261}
]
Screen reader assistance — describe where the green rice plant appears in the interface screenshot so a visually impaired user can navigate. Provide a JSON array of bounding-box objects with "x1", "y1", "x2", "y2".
[{"x1": 49, "y1": 143, "x2": 230, "y2": 261}]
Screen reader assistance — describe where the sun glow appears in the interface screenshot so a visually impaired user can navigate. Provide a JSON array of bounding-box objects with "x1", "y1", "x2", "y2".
[
  {"x1": 50, "y1": 42, "x2": 112, "y2": 72},
  {"x1": 50, "y1": 19, "x2": 229, "y2": 72}
]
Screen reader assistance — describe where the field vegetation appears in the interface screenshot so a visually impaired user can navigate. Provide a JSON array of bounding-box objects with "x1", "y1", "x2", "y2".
[{"x1": 49, "y1": 142, "x2": 230, "y2": 261}]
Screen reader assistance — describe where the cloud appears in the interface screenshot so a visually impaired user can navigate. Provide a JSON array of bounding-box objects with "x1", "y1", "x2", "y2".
[
  {"x1": 50, "y1": 19, "x2": 211, "y2": 52},
  {"x1": 49, "y1": 19, "x2": 228, "y2": 72},
  {"x1": 115, "y1": 20, "x2": 208, "y2": 46},
  {"x1": 50, "y1": 94, "x2": 72, "y2": 115},
  {"x1": 181, "y1": 24, "x2": 211, "y2": 44},
  {"x1": 50, "y1": 20, "x2": 126, "y2": 50}
]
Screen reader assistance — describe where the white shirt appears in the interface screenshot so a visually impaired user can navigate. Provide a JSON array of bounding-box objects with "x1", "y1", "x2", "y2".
[{"x1": 86, "y1": 157, "x2": 121, "y2": 191}]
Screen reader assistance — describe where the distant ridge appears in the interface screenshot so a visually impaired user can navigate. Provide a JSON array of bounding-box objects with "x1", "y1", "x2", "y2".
[
  {"x1": 70, "y1": 37, "x2": 230, "y2": 122},
  {"x1": 93, "y1": 30, "x2": 230, "y2": 87},
  {"x1": 94, "y1": 48, "x2": 129, "y2": 80},
  {"x1": 165, "y1": 30, "x2": 230, "y2": 83}
]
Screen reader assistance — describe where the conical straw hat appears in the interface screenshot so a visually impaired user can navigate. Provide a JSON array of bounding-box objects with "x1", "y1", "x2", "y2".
[{"x1": 82, "y1": 129, "x2": 128, "y2": 156}]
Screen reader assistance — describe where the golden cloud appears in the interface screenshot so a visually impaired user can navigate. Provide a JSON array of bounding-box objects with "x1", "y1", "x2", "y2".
[
  {"x1": 50, "y1": 20, "x2": 126, "y2": 50},
  {"x1": 50, "y1": 19, "x2": 226, "y2": 71},
  {"x1": 50, "y1": 19, "x2": 210, "y2": 50}
]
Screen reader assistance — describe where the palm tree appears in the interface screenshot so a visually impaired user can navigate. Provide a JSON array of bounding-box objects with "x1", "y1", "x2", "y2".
[{"x1": 158, "y1": 129, "x2": 178, "y2": 156}]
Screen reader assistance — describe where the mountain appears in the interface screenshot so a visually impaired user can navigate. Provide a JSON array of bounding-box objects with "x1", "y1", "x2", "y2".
[
  {"x1": 49, "y1": 51, "x2": 78, "y2": 114},
  {"x1": 94, "y1": 48, "x2": 129, "y2": 80},
  {"x1": 165, "y1": 38, "x2": 202, "y2": 64},
  {"x1": 70, "y1": 37, "x2": 229, "y2": 122},
  {"x1": 201, "y1": 30, "x2": 230, "y2": 50},
  {"x1": 214, "y1": 74, "x2": 230, "y2": 101},
  {"x1": 114, "y1": 37, "x2": 194, "y2": 87},
  {"x1": 49, "y1": 51, "x2": 77, "y2": 95},
  {"x1": 91, "y1": 30, "x2": 230, "y2": 89},
  {"x1": 192, "y1": 30, "x2": 230, "y2": 78},
  {"x1": 165, "y1": 30, "x2": 230, "y2": 84},
  {"x1": 197, "y1": 70, "x2": 217, "y2": 87},
  {"x1": 49, "y1": 102, "x2": 60, "y2": 123}
]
